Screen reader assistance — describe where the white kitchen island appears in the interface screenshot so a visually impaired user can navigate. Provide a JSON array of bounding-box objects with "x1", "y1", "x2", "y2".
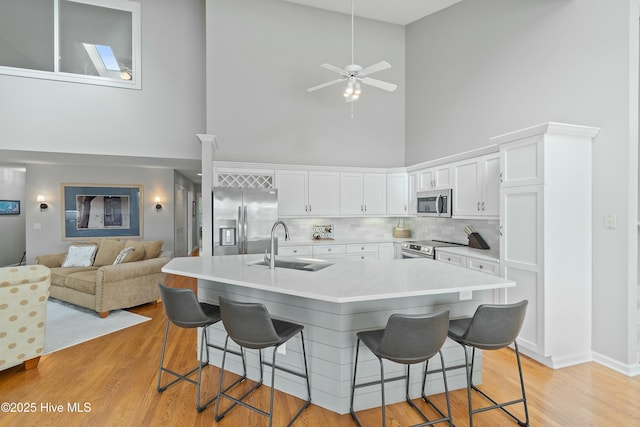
[{"x1": 162, "y1": 255, "x2": 515, "y2": 414}]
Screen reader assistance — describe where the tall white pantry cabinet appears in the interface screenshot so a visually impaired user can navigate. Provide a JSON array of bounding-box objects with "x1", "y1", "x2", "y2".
[{"x1": 492, "y1": 122, "x2": 600, "y2": 369}]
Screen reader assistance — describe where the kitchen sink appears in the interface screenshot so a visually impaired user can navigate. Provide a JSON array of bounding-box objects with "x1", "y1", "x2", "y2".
[{"x1": 249, "y1": 257, "x2": 333, "y2": 271}]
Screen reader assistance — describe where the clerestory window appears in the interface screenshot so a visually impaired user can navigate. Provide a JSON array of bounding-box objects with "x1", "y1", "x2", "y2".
[{"x1": 0, "y1": 0, "x2": 141, "y2": 89}]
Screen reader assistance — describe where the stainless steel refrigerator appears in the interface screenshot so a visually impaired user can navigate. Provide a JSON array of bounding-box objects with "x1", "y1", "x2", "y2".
[{"x1": 212, "y1": 187, "x2": 278, "y2": 255}]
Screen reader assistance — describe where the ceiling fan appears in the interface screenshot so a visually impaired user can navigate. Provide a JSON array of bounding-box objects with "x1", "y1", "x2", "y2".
[{"x1": 307, "y1": 0, "x2": 397, "y2": 103}]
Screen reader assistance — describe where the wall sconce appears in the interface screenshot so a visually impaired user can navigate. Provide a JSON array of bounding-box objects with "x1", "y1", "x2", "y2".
[
  {"x1": 37, "y1": 195, "x2": 48, "y2": 211},
  {"x1": 154, "y1": 196, "x2": 162, "y2": 212}
]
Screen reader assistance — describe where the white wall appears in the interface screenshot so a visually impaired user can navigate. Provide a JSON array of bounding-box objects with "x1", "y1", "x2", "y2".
[
  {"x1": 0, "y1": 0, "x2": 206, "y2": 163},
  {"x1": 25, "y1": 164, "x2": 175, "y2": 264},
  {"x1": 406, "y1": 0, "x2": 638, "y2": 367},
  {"x1": 205, "y1": 0, "x2": 405, "y2": 167},
  {"x1": 0, "y1": 167, "x2": 26, "y2": 266}
]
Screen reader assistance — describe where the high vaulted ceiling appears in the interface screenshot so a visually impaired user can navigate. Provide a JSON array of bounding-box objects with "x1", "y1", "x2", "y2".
[{"x1": 281, "y1": 0, "x2": 463, "y2": 25}]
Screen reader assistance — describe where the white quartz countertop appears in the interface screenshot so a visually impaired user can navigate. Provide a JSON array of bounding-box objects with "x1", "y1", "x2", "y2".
[
  {"x1": 163, "y1": 255, "x2": 514, "y2": 304},
  {"x1": 435, "y1": 246, "x2": 500, "y2": 262}
]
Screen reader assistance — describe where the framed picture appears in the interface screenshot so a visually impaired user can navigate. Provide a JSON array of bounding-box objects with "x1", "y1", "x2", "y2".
[
  {"x1": 0, "y1": 200, "x2": 20, "y2": 215},
  {"x1": 62, "y1": 184, "x2": 143, "y2": 239}
]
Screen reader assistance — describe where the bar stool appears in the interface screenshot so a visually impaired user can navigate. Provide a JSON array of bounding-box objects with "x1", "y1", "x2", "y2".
[
  {"x1": 156, "y1": 283, "x2": 246, "y2": 412},
  {"x1": 447, "y1": 300, "x2": 529, "y2": 427},
  {"x1": 214, "y1": 296, "x2": 311, "y2": 427},
  {"x1": 350, "y1": 309, "x2": 453, "y2": 427}
]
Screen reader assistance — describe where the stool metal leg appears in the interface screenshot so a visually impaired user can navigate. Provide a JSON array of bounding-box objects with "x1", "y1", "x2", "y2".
[
  {"x1": 157, "y1": 321, "x2": 216, "y2": 412},
  {"x1": 459, "y1": 341, "x2": 529, "y2": 427},
  {"x1": 215, "y1": 331, "x2": 311, "y2": 426},
  {"x1": 351, "y1": 339, "x2": 453, "y2": 427}
]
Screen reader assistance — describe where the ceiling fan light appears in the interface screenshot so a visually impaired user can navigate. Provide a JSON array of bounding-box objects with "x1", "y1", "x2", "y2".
[
  {"x1": 354, "y1": 82, "x2": 362, "y2": 95},
  {"x1": 345, "y1": 80, "x2": 354, "y2": 95}
]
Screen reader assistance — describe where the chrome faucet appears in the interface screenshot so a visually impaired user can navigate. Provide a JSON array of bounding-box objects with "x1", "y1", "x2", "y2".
[{"x1": 266, "y1": 220, "x2": 289, "y2": 269}]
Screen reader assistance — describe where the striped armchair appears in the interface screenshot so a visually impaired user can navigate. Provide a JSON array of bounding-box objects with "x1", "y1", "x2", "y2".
[{"x1": 0, "y1": 265, "x2": 51, "y2": 371}]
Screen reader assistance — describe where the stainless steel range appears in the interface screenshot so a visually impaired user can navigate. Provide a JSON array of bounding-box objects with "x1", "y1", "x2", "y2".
[{"x1": 400, "y1": 240, "x2": 466, "y2": 259}]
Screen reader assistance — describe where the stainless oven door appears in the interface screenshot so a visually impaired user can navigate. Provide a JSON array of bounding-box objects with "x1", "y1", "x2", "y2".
[{"x1": 401, "y1": 250, "x2": 432, "y2": 259}]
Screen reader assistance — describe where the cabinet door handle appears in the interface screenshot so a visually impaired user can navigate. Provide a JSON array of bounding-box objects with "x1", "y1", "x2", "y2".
[
  {"x1": 481, "y1": 201, "x2": 485, "y2": 211},
  {"x1": 499, "y1": 172, "x2": 504, "y2": 183},
  {"x1": 361, "y1": 205, "x2": 363, "y2": 212},
  {"x1": 477, "y1": 201, "x2": 480, "y2": 211},
  {"x1": 328, "y1": 248, "x2": 332, "y2": 252},
  {"x1": 305, "y1": 205, "x2": 308, "y2": 212},
  {"x1": 364, "y1": 205, "x2": 367, "y2": 212},
  {"x1": 361, "y1": 246, "x2": 365, "y2": 250},
  {"x1": 293, "y1": 250, "x2": 298, "y2": 253},
  {"x1": 479, "y1": 264, "x2": 484, "y2": 269},
  {"x1": 499, "y1": 225, "x2": 503, "y2": 236},
  {"x1": 361, "y1": 256, "x2": 364, "y2": 259},
  {"x1": 309, "y1": 204, "x2": 311, "y2": 212}
]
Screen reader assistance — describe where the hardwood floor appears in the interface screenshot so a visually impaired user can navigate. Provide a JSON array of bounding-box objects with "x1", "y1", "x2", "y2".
[{"x1": 2, "y1": 272, "x2": 640, "y2": 426}]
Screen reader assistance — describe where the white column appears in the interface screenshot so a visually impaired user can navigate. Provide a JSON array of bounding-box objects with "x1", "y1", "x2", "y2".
[{"x1": 196, "y1": 134, "x2": 218, "y2": 256}]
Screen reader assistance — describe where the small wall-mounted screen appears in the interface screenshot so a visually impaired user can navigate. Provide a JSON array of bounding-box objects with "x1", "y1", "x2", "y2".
[{"x1": 0, "y1": 200, "x2": 20, "y2": 215}]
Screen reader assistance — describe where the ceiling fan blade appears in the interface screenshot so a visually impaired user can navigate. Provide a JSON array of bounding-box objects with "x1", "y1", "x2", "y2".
[
  {"x1": 320, "y1": 63, "x2": 347, "y2": 75},
  {"x1": 307, "y1": 78, "x2": 344, "y2": 92},
  {"x1": 359, "y1": 61, "x2": 391, "y2": 77},
  {"x1": 361, "y1": 77, "x2": 397, "y2": 92}
]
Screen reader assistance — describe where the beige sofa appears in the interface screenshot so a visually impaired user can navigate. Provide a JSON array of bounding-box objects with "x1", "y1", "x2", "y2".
[
  {"x1": 0, "y1": 265, "x2": 50, "y2": 371},
  {"x1": 36, "y1": 239, "x2": 170, "y2": 318}
]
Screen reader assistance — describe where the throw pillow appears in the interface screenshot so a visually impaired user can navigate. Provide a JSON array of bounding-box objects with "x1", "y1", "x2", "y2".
[
  {"x1": 113, "y1": 246, "x2": 135, "y2": 264},
  {"x1": 93, "y1": 239, "x2": 125, "y2": 267},
  {"x1": 122, "y1": 240, "x2": 146, "y2": 262},
  {"x1": 61, "y1": 243, "x2": 98, "y2": 268},
  {"x1": 142, "y1": 240, "x2": 163, "y2": 259}
]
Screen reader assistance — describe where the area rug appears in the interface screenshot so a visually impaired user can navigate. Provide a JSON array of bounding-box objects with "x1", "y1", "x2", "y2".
[{"x1": 43, "y1": 298, "x2": 151, "y2": 355}]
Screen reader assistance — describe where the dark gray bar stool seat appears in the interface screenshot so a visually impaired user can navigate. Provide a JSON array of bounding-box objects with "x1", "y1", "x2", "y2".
[
  {"x1": 350, "y1": 309, "x2": 453, "y2": 427},
  {"x1": 214, "y1": 296, "x2": 311, "y2": 427},
  {"x1": 447, "y1": 300, "x2": 529, "y2": 426},
  {"x1": 156, "y1": 283, "x2": 246, "y2": 412}
]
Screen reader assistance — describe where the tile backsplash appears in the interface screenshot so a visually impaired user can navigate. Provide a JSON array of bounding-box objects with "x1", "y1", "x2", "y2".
[{"x1": 279, "y1": 216, "x2": 500, "y2": 250}]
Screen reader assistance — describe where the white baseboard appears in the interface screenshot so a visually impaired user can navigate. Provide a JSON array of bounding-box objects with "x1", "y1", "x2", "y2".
[{"x1": 592, "y1": 351, "x2": 640, "y2": 377}]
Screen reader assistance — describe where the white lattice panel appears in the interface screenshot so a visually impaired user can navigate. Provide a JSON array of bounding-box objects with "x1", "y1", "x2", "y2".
[{"x1": 217, "y1": 173, "x2": 274, "y2": 189}]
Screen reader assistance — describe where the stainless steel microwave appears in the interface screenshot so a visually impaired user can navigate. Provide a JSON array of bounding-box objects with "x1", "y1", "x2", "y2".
[{"x1": 417, "y1": 189, "x2": 452, "y2": 217}]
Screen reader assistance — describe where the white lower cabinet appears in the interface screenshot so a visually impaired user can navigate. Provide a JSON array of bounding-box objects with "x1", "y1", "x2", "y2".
[
  {"x1": 435, "y1": 251, "x2": 466, "y2": 268},
  {"x1": 466, "y1": 257, "x2": 499, "y2": 276},
  {"x1": 346, "y1": 243, "x2": 378, "y2": 262},
  {"x1": 378, "y1": 243, "x2": 395, "y2": 260},
  {"x1": 282, "y1": 242, "x2": 399, "y2": 262},
  {"x1": 312, "y1": 244, "x2": 346, "y2": 262},
  {"x1": 436, "y1": 250, "x2": 499, "y2": 276},
  {"x1": 278, "y1": 245, "x2": 312, "y2": 257}
]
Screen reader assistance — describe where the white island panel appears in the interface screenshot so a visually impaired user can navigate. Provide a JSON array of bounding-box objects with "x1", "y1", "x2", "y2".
[{"x1": 162, "y1": 255, "x2": 515, "y2": 414}]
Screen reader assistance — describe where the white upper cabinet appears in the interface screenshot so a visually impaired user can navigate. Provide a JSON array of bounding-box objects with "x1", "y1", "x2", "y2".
[
  {"x1": 339, "y1": 173, "x2": 364, "y2": 215},
  {"x1": 499, "y1": 136, "x2": 544, "y2": 187},
  {"x1": 362, "y1": 173, "x2": 387, "y2": 215},
  {"x1": 339, "y1": 172, "x2": 386, "y2": 215},
  {"x1": 275, "y1": 170, "x2": 308, "y2": 216},
  {"x1": 275, "y1": 170, "x2": 339, "y2": 216},
  {"x1": 418, "y1": 164, "x2": 452, "y2": 191},
  {"x1": 408, "y1": 172, "x2": 418, "y2": 215},
  {"x1": 452, "y1": 153, "x2": 500, "y2": 218},
  {"x1": 308, "y1": 171, "x2": 340, "y2": 216},
  {"x1": 386, "y1": 172, "x2": 409, "y2": 215}
]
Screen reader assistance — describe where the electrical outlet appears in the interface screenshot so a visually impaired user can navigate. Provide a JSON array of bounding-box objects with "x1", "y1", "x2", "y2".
[
  {"x1": 604, "y1": 214, "x2": 617, "y2": 229},
  {"x1": 33, "y1": 222, "x2": 41, "y2": 230},
  {"x1": 277, "y1": 343, "x2": 286, "y2": 355},
  {"x1": 459, "y1": 291, "x2": 473, "y2": 301}
]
